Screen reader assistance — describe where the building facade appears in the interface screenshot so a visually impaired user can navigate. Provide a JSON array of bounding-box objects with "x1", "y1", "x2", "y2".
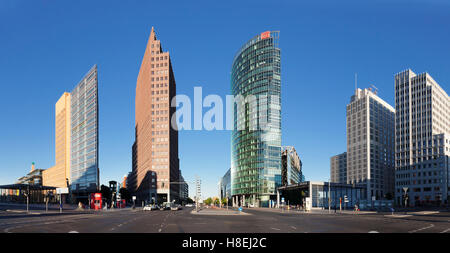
[
  {"x1": 42, "y1": 92, "x2": 71, "y2": 188},
  {"x1": 70, "y1": 65, "x2": 99, "y2": 195},
  {"x1": 17, "y1": 162, "x2": 44, "y2": 186},
  {"x1": 281, "y1": 146, "x2": 303, "y2": 186},
  {"x1": 219, "y1": 168, "x2": 231, "y2": 201},
  {"x1": 277, "y1": 181, "x2": 365, "y2": 209},
  {"x1": 42, "y1": 66, "x2": 99, "y2": 202},
  {"x1": 394, "y1": 70, "x2": 450, "y2": 206},
  {"x1": 330, "y1": 152, "x2": 347, "y2": 183},
  {"x1": 346, "y1": 88, "x2": 395, "y2": 201},
  {"x1": 231, "y1": 31, "x2": 282, "y2": 207},
  {"x1": 132, "y1": 27, "x2": 180, "y2": 204},
  {"x1": 179, "y1": 171, "x2": 189, "y2": 204}
]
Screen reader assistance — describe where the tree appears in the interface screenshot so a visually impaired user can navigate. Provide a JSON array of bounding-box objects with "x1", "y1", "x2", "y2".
[
  {"x1": 221, "y1": 198, "x2": 228, "y2": 206},
  {"x1": 204, "y1": 197, "x2": 212, "y2": 206},
  {"x1": 119, "y1": 187, "x2": 131, "y2": 202},
  {"x1": 186, "y1": 197, "x2": 194, "y2": 204},
  {"x1": 100, "y1": 185, "x2": 111, "y2": 203},
  {"x1": 213, "y1": 198, "x2": 220, "y2": 205}
]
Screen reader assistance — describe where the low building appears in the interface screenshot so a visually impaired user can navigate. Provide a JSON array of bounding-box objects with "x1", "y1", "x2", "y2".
[
  {"x1": 276, "y1": 181, "x2": 367, "y2": 209},
  {"x1": 16, "y1": 162, "x2": 44, "y2": 186}
]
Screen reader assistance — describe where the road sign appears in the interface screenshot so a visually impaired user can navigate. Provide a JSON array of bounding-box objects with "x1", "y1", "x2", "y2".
[{"x1": 56, "y1": 188, "x2": 69, "y2": 194}]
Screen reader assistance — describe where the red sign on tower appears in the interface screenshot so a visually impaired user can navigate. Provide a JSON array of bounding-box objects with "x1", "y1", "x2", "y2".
[{"x1": 261, "y1": 31, "x2": 270, "y2": 39}]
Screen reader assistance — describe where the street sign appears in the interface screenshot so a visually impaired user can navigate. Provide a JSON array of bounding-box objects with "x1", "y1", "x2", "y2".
[{"x1": 56, "y1": 187, "x2": 69, "y2": 194}]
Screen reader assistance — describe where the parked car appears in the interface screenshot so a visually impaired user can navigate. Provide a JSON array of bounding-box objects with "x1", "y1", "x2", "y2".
[{"x1": 171, "y1": 204, "x2": 180, "y2": 211}]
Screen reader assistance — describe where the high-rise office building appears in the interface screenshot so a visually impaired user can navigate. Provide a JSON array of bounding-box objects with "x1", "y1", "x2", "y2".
[
  {"x1": 43, "y1": 92, "x2": 71, "y2": 188},
  {"x1": 43, "y1": 66, "x2": 99, "y2": 201},
  {"x1": 70, "y1": 65, "x2": 99, "y2": 195},
  {"x1": 281, "y1": 146, "x2": 303, "y2": 186},
  {"x1": 231, "y1": 31, "x2": 281, "y2": 207},
  {"x1": 330, "y1": 152, "x2": 347, "y2": 184},
  {"x1": 131, "y1": 27, "x2": 180, "y2": 204},
  {"x1": 346, "y1": 88, "x2": 395, "y2": 201},
  {"x1": 394, "y1": 70, "x2": 450, "y2": 206}
]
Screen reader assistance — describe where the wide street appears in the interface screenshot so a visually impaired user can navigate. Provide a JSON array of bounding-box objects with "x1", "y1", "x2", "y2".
[{"x1": 1, "y1": 204, "x2": 450, "y2": 233}]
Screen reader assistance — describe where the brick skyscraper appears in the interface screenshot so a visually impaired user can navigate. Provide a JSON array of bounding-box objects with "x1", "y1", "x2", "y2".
[{"x1": 130, "y1": 27, "x2": 180, "y2": 204}]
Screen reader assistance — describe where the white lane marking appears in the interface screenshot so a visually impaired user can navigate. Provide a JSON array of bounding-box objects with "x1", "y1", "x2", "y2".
[
  {"x1": 409, "y1": 224, "x2": 435, "y2": 233},
  {"x1": 68, "y1": 231, "x2": 79, "y2": 233},
  {"x1": 440, "y1": 228, "x2": 450, "y2": 233},
  {"x1": 290, "y1": 226, "x2": 297, "y2": 230},
  {"x1": 271, "y1": 227, "x2": 281, "y2": 231},
  {"x1": 384, "y1": 214, "x2": 412, "y2": 218},
  {"x1": 368, "y1": 231, "x2": 379, "y2": 233},
  {"x1": 158, "y1": 228, "x2": 162, "y2": 232},
  {"x1": 411, "y1": 211, "x2": 439, "y2": 215}
]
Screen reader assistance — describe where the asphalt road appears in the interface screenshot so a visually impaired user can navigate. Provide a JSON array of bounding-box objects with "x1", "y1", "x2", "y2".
[{"x1": 1, "y1": 206, "x2": 450, "y2": 233}]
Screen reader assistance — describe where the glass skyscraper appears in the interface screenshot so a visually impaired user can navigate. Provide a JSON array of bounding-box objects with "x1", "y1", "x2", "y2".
[
  {"x1": 231, "y1": 31, "x2": 281, "y2": 207},
  {"x1": 70, "y1": 65, "x2": 99, "y2": 194}
]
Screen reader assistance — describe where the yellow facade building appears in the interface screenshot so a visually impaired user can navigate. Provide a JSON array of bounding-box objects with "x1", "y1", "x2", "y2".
[{"x1": 42, "y1": 92, "x2": 71, "y2": 188}]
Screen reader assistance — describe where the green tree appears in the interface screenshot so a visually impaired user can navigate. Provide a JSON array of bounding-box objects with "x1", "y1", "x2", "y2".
[
  {"x1": 221, "y1": 198, "x2": 228, "y2": 206},
  {"x1": 204, "y1": 197, "x2": 212, "y2": 205},
  {"x1": 214, "y1": 198, "x2": 220, "y2": 205},
  {"x1": 186, "y1": 197, "x2": 194, "y2": 204}
]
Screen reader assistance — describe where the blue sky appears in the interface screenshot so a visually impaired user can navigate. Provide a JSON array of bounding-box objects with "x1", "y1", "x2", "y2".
[{"x1": 0, "y1": 0, "x2": 449, "y2": 199}]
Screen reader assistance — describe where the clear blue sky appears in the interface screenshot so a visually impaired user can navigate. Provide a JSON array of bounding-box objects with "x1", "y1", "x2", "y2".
[{"x1": 1, "y1": 0, "x2": 449, "y2": 199}]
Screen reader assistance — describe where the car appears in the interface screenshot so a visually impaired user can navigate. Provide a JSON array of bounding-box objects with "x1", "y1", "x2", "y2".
[
  {"x1": 185, "y1": 204, "x2": 193, "y2": 207},
  {"x1": 160, "y1": 202, "x2": 171, "y2": 210},
  {"x1": 143, "y1": 204, "x2": 159, "y2": 211},
  {"x1": 170, "y1": 204, "x2": 180, "y2": 211}
]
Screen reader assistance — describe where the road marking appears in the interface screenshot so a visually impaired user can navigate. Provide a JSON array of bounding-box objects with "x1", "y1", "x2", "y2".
[
  {"x1": 368, "y1": 231, "x2": 379, "y2": 233},
  {"x1": 440, "y1": 228, "x2": 450, "y2": 233},
  {"x1": 158, "y1": 228, "x2": 162, "y2": 232},
  {"x1": 409, "y1": 224, "x2": 434, "y2": 233},
  {"x1": 411, "y1": 211, "x2": 439, "y2": 215},
  {"x1": 385, "y1": 214, "x2": 412, "y2": 218},
  {"x1": 271, "y1": 227, "x2": 281, "y2": 231},
  {"x1": 290, "y1": 226, "x2": 297, "y2": 230},
  {"x1": 68, "y1": 231, "x2": 79, "y2": 233}
]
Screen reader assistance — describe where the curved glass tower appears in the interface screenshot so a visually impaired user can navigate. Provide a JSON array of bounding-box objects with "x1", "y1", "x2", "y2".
[{"x1": 231, "y1": 31, "x2": 281, "y2": 207}]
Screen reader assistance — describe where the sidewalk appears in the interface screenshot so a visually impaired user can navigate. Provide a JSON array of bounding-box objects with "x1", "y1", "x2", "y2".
[
  {"x1": 191, "y1": 207, "x2": 250, "y2": 216},
  {"x1": 246, "y1": 207, "x2": 376, "y2": 215},
  {"x1": 0, "y1": 202, "x2": 78, "y2": 211}
]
